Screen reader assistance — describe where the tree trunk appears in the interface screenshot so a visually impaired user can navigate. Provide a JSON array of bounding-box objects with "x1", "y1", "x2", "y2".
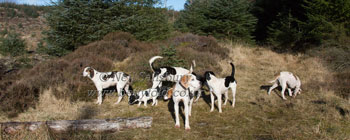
[{"x1": 0, "y1": 117, "x2": 152, "y2": 134}]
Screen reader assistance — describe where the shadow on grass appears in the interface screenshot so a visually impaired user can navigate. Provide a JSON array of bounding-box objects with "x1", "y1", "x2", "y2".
[
  {"x1": 167, "y1": 99, "x2": 186, "y2": 125},
  {"x1": 260, "y1": 85, "x2": 271, "y2": 92},
  {"x1": 260, "y1": 85, "x2": 290, "y2": 100},
  {"x1": 202, "y1": 91, "x2": 222, "y2": 111},
  {"x1": 78, "y1": 105, "x2": 98, "y2": 119}
]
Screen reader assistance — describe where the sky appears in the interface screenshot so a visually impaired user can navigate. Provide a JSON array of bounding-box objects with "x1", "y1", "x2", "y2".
[
  {"x1": 165, "y1": 0, "x2": 186, "y2": 11},
  {"x1": 16, "y1": 0, "x2": 52, "y2": 5},
  {"x1": 16, "y1": 0, "x2": 186, "y2": 11}
]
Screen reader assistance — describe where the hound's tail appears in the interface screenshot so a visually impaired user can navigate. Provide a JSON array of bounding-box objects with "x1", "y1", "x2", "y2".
[
  {"x1": 192, "y1": 60, "x2": 196, "y2": 68},
  {"x1": 189, "y1": 60, "x2": 196, "y2": 73},
  {"x1": 230, "y1": 62, "x2": 235, "y2": 77},
  {"x1": 269, "y1": 72, "x2": 281, "y2": 83},
  {"x1": 149, "y1": 56, "x2": 163, "y2": 72},
  {"x1": 268, "y1": 76, "x2": 279, "y2": 83}
]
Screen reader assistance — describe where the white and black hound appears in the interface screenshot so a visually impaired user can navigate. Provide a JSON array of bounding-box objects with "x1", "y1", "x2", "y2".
[
  {"x1": 165, "y1": 65, "x2": 201, "y2": 130},
  {"x1": 149, "y1": 56, "x2": 202, "y2": 101},
  {"x1": 149, "y1": 56, "x2": 190, "y2": 89},
  {"x1": 268, "y1": 71, "x2": 301, "y2": 100},
  {"x1": 128, "y1": 87, "x2": 160, "y2": 107},
  {"x1": 204, "y1": 63, "x2": 237, "y2": 113},
  {"x1": 83, "y1": 67, "x2": 131, "y2": 105}
]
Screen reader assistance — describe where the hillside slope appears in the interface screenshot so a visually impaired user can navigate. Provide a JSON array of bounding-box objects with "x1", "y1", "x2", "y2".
[
  {"x1": 1, "y1": 39, "x2": 349, "y2": 139},
  {"x1": 0, "y1": 4, "x2": 47, "y2": 51}
]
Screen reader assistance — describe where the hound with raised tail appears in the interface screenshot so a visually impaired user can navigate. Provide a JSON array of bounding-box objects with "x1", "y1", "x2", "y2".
[
  {"x1": 149, "y1": 56, "x2": 191, "y2": 88},
  {"x1": 204, "y1": 63, "x2": 237, "y2": 113},
  {"x1": 149, "y1": 56, "x2": 202, "y2": 100},
  {"x1": 268, "y1": 71, "x2": 301, "y2": 100},
  {"x1": 83, "y1": 67, "x2": 131, "y2": 105},
  {"x1": 165, "y1": 65, "x2": 201, "y2": 130}
]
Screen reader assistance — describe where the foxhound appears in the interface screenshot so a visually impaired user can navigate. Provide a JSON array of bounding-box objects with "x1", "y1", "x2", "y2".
[
  {"x1": 204, "y1": 63, "x2": 237, "y2": 113},
  {"x1": 128, "y1": 87, "x2": 160, "y2": 107},
  {"x1": 268, "y1": 71, "x2": 301, "y2": 100},
  {"x1": 149, "y1": 56, "x2": 202, "y2": 101},
  {"x1": 165, "y1": 65, "x2": 201, "y2": 130},
  {"x1": 83, "y1": 67, "x2": 131, "y2": 105}
]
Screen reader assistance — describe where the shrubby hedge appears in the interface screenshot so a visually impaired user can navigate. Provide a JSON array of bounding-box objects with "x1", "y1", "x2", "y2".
[{"x1": 0, "y1": 32, "x2": 26, "y2": 56}]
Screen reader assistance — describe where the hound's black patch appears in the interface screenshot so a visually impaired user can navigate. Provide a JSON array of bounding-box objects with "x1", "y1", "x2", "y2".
[
  {"x1": 192, "y1": 72, "x2": 205, "y2": 84},
  {"x1": 204, "y1": 71, "x2": 215, "y2": 81},
  {"x1": 158, "y1": 86, "x2": 168, "y2": 97},
  {"x1": 224, "y1": 63, "x2": 236, "y2": 87},
  {"x1": 145, "y1": 90, "x2": 149, "y2": 96},
  {"x1": 153, "y1": 68, "x2": 161, "y2": 77},
  {"x1": 101, "y1": 71, "x2": 118, "y2": 81},
  {"x1": 123, "y1": 73, "x2": 129, "y2": 77},
  {"x1": 189, "y1": 89, "x2": 194, "y2": 100},
  {"x1": 153, "y1": 67, "x2": 177, "y2": 78},
  {"x1": 224, "y1": 76, "x2": 236, "y2": 87},
  {"x1": 102, "y1": 75, "x2": 108, "y2": 81},
  {"x1": 164, "y1": 67, "x2": 176, "y2": 77},
  {"x1": 105, "y1": 71, "x2": 118, "y2": 79},
  {"x1": 128, "y1": 94, "x2": 139, "y2": 105},
  {"x1": 156, "y1": 86, "x2": 161, "y2": 92}
]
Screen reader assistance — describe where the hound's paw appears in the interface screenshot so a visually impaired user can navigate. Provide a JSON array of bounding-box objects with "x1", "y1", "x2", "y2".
[
  {"x1": 282, "y1": 98, "x2": 287, "y2": 100},
  {"x1": 185, "y1": 127, "x2": 191, "y2": 131},
  {"x1": 210, "y1": 109, "x2": 214, "y2": 112},
  {"x1": 175, "y1": 125, "x2": 180, "y2": 128}
]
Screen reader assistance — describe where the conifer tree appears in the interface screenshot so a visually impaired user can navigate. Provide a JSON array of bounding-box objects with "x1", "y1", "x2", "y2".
[
  {"x1": 44, "y1": 0, "x2": 170, "y2": 56},
  {"x1": 175, "y1": 0, "x2": 257, "y2": 41}
]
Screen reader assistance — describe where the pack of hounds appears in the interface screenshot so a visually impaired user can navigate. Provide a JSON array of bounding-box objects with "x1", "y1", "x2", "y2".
[{"x1": 83, "y1": 56, "x2": 302, "y2": 130}]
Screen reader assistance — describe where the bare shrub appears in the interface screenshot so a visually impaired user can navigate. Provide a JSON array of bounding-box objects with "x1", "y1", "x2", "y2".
[
  {"x1": 177, "y1": 47, "x2": 222, "y2": 75},
  {"x1": 330, "y1": 72, "x2": 350, "y2": 99},
  {"x1": 171, "y1": 33, "x2": 229, "y2": 58}
]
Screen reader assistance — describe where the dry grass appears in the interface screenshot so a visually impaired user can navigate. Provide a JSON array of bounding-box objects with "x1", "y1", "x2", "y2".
[{"x1": 1, "y1": 43, "x2": 349, "y2": 139}]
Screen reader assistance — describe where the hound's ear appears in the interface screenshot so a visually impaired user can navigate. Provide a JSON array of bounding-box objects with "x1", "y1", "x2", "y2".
[
  {"x1": 204, "y1": 72, "x2": 211, "y2": 80},
  {"x1": 88, "y1": 68, "x2": 94, "y2": 78},
  {"x1": 180, "y1": 75, "x2": 190, "y2": 89}
]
